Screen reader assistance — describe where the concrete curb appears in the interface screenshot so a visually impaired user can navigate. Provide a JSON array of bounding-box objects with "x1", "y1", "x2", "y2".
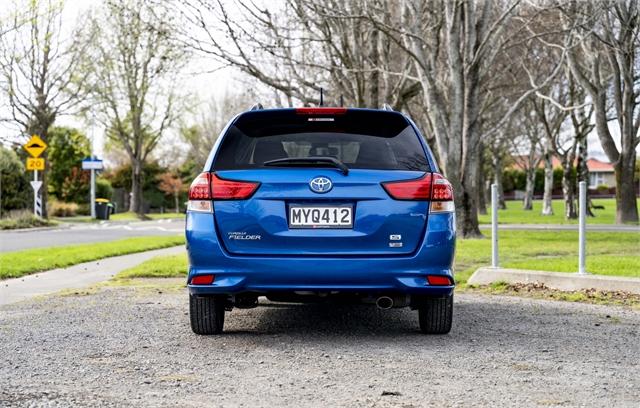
[
  {"x1": 468, "y1": 267, "x2": 640, "y2": 295},
  {"x1": 478, "y1": 224, "x2": 639, "y2": 232},
  {"x1": 0, "y1": 245, "x2": 185, "y2": 306}
]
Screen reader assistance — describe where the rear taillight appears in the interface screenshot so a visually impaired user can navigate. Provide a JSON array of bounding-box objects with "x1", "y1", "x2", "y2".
[
  {"x1": 211, "y1": 173, "x2": 260, "y2": 200},
  {"x1": 430, "y1": 173, "x2": 453, "y2": 201},
  {"x1": 188, "y1": 172, "x2": 212, "y2": 200},
  {"x1": 187, "y1": 173, "x2": 260, "y2": 213},
  {"x1": 381, "y1": 173, "x2": 454, "y2": 213},
  {"x1": 381, "y1": 174, "x2": 431, "y2": 200}
]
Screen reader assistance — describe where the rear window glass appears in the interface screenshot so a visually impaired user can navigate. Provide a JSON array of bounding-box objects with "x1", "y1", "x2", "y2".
[{"x1": 212, "y1": 109, "x2": 430, "y2": 171}]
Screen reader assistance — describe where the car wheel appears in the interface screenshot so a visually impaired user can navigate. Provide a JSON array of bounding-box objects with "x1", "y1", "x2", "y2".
[
  {"x1": 189, "y1": 294, "x2": 225, "y2": 335},
  {"x1": 418, "y1": 294, "x2": 453, "y2": 334}
]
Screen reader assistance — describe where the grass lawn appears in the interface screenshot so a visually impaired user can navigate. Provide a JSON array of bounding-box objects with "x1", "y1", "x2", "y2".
[
  {"x1": 114, "y1": 253, "x2": 188, "y2": 280},
  {"x1": 110, "y1": 231, "x2": 639, "y2": 290},
  {"x1": 455, "y1": 230, "x2": 640, "y2": 285},
  {"x1": 0, "y1": 235, "x2": 185, "y2": 280},
  {"x1": 477, "y1": 198, "x2": 639, "y2": 225}
]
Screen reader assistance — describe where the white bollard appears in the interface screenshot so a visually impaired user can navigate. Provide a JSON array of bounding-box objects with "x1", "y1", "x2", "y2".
[
  {"x1": 578, "y1": 181, "x2": 587, "y2": 274},
  {"x1": 491, "y1": 183, "x2": 498, "y2": 268}
]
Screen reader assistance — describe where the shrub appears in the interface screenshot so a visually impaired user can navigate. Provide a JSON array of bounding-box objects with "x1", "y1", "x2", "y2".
[
  {"x1": 96, "y1": 178, "x2": 113, "y2": 200},
  {"x1": 0, "y1": 210, "x2": 56, "y2": 230},
  {"x1": 49, "y1": 201, "x2": 79, "y2": 217},
  {"x1": 48, "y1": 127, "x2": 91, "y2": 201},
  {"x1": 0, "y1": 147, "x2": 31, "y2": 215}
]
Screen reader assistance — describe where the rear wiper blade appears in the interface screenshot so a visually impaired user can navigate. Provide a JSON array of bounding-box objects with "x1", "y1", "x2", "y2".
[{"x1": 263, "y1": 156, "x2": 349, "y2": 175}]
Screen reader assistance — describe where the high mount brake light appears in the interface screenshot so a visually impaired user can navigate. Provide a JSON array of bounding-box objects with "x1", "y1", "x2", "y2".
[
  {"x1": 296, "y1": 107, "x2": 347, "y2": 115},
  {"x1": 381, "y1": 173, "x2": 454, "y2": 213},
  {"x1": 188, "y1": 173, "x2": 260, "y2": 201}
]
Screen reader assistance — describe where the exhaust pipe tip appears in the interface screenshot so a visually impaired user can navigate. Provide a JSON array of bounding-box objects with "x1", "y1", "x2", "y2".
[{"x1": 376, "y1": 296, "x2": 394, "y2": 310}]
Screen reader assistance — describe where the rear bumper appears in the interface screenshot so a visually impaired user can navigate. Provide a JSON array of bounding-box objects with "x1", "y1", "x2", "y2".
[{"x1": 186, "y1": 212, "x2": 456, "y2": 296}]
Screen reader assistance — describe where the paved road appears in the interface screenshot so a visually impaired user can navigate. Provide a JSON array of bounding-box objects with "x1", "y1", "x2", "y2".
[
  {"x1": 0, "y1": 286, "x2": 638, "y2": 407},
  {"x1": 0, "y1": 219, "x2": 184, "y2": 252}
]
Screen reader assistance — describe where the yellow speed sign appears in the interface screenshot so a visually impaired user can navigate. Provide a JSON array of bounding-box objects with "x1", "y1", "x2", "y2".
[{"x1": 26, "y1": 157, "x2": 45, "y2": 171}]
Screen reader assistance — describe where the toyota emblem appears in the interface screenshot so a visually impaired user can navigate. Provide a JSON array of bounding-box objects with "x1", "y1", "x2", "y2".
[{"x1": 309, "y1": 176, "x2": 332, "y2": 193}]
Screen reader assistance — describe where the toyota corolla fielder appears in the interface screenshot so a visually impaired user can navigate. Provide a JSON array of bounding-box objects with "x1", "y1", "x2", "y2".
[{"x1": 186, "y1": 106, "x2": 456, "y2": 334}]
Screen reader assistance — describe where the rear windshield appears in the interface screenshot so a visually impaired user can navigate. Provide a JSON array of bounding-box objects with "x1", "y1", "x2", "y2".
[{"x1": 212, "y1": 109, "x2": 430, "y2": 171}]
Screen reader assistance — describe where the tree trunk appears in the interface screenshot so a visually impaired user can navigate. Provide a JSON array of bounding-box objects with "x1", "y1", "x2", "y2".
[
  {"x1": 561, "y1": 159, "x2": 577, "y2": 219},
  {"x1": 541, "y1": 153, "x2": 554, "y2": 215},
  {"x1": 477, "y1": 171, "x2": 487, "y2": 215},
  {"x1": 477, "y1": 146, "x2": 487, "y2": 215},
  {"x1": 576, "y1": 135, "x2": 595, "y2": 217},
  {"x1": 484, "y1": 179, "x2": 491, "y2": 213},
  {"x1": 455, "y1": 154, "x2": 482, "y2": 238},
  {"x1": 369, "y1": 29, "x2": 380, "y2": 109},
  {"x1": 129, "y1": 159, "x2": 143, "y2": 214},
  {"x1": 523, "y1": 167, "x2": 535, "y2": 210},
  {"x1": 615, "y1": 152, "x2": 639, "y2": 224},
  {"x1": 174, "y1": 193, "x2": 180, "y2": 213},
  {"x1": 492, "y1": 155, "x2": 506, "y2": 210}
]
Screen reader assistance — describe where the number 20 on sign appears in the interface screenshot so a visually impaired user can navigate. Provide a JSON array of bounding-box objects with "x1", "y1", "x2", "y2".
[{"x1": 26, "y1": 157, "x2": 45, "y2": 171}]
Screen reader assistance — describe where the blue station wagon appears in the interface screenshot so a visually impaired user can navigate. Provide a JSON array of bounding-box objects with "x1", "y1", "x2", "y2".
[{"x1": 186, "y1": 106, "x2": 456, "y2": 334}]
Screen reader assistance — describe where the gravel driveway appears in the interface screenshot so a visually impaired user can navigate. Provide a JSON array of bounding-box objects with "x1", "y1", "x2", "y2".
[{"x1": 1, "y1": 283, "x2": 638, "y2": 407}]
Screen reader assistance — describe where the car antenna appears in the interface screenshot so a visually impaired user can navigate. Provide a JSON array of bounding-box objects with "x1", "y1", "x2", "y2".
[{"x1": 320, "y1": 88, "x2": 324, "y2": 106}]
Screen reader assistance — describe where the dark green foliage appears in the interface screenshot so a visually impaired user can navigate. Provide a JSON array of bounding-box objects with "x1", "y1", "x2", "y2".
[
  {"x1": 502, "y1": 167, "x2": 570, "y2": 193},
  {"x1": 96, "y1": 178, "x2": 113, "y2": 200},
  {"x1": 105, "y1": 161, "x2": 177, "y2": 210},
  {"x1": 0, "y1": 147, "x2": 32, "y2": 215},
  {"x1": 47, "y1": 127, "x2": 91, "y2": 202}
]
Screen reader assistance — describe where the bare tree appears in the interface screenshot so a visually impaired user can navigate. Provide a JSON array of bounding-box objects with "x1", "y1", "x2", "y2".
[
  {"x1": 562, "y1": 0, "x2": 640, "y2": 223},
  {"x1": 366, "y1": 0, "x2": 565, "y2": 237},
  {"x1": 0, "y1": 0, "x2": 91, "y2": 217},
  {"x1": 179, "y1": 0, "x2": 420, "y2": 109},
  {"x1": 85, "y1": 0, "x2": 185, "y2": 215},
  {"x1": 511, "y1": 101, "x2": 545, "y2": 211},
  {"x1": 181, "y1": 91, "x2": 255, "y2": 170},
  {"x1": 157, "y1": 171, "x2": 184, "y2": 213},
  {"x1": 533, "y1": 79, "x2": 571, "y2": 217}
]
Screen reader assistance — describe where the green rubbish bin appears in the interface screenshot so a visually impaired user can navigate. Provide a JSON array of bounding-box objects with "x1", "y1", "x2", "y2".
[{"x1": 95, "y1": 198, "x2": 111, "y2": 220}]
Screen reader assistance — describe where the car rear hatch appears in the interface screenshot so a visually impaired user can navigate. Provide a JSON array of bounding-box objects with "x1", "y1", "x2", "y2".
[{"x1": 210, "y1": 108, "x2": 433, "y2": 256}]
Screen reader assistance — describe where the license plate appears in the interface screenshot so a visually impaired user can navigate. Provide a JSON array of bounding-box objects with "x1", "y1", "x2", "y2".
[{"x1": 289, "y1": 205, "x2": 353, "y2": 229}]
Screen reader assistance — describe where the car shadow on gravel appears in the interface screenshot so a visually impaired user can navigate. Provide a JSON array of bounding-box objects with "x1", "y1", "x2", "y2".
[
  {"x1": 223, "y1": 302, "x2": 421, "y2": 336},
  {"x1": 215, "y1": 294, "x2": 636, "y2": 348}
]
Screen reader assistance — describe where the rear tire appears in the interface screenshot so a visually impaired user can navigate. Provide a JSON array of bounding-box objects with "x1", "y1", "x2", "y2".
[
  {"x1": 418, "y1": 294, "x2": 453, "y2": 334},
  {"x1": 190, "y1": 294, "x2": 225, "y2": 335}
]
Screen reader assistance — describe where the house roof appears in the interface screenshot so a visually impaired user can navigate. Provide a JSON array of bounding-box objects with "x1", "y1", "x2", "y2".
[
  {"x1": 586, "y1": 158, "x2": 614, "y2": 172},
  {"x1": 510, "y1": 156, "x2": 614, "y2": 172}
]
